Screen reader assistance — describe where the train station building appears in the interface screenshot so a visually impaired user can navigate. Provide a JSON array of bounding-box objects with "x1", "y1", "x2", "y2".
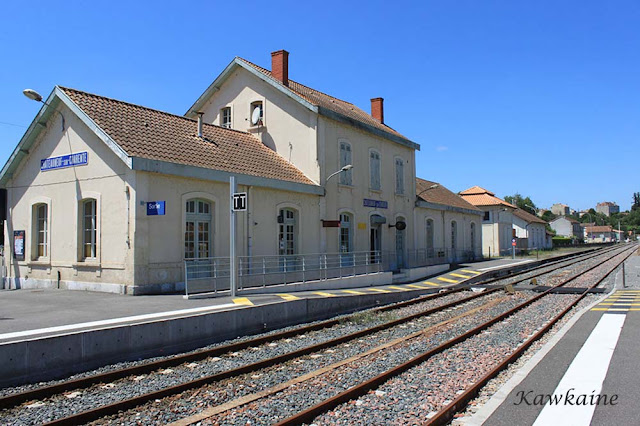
[{"x1": 0, "y1": 50, "x2": 482, "y2": 295}]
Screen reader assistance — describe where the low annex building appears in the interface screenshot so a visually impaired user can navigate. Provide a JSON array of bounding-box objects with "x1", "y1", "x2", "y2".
[
  {"x1": 1, "y1": 50, "x2": 473, "y2": 295},
  {"x1": 458, "y1": 186, "x2": 516, "y2": 257},
  {"x1": 512, "y1": 208, "x2": 552, "y2": 250},
  {"x1": 414, "y1": 178, "x2": 482, "y2": 262},
  {"x1": 549, "y1": 216, "x2": 583, "y2": 240}
]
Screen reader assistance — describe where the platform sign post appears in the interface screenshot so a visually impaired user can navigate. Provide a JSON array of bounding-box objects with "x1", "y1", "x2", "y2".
[
  {"x1": 230, "y1": 176, "x2": 237, "y2": 297},
  {"x1": 511, "y1": 239, "x2": 516, "y2": 259}
]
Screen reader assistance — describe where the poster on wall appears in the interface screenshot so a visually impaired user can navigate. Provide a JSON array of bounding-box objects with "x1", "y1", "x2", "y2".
[{"x1": 13, "y1": 230, "x2": 25, "y2": 260}]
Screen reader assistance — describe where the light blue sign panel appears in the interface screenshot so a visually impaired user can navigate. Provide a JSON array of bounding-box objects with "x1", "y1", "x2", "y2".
[
  {"x1": 147, "y1": 201, "x2": 166, "y2": 216},
  {"x1": 41, "y1": 152, "x2": 88, "y2": 171}
]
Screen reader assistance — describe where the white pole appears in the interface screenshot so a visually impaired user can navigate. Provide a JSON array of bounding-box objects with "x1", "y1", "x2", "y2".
[{"x1": 230, "y1": 176, "x2": 237, "y2": 297}]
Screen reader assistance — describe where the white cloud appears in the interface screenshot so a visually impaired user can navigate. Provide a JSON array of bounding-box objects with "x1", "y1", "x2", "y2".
[{"x1": 435, "y1": 145, "x2": 448, "y2": 152}]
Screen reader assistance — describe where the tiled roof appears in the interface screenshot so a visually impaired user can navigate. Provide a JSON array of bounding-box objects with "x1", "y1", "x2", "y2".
[
  {"x1": 416, "y1": 178, "x2": 480, "y2": 212},
  {"x1": 237, "y1": 57, "x2": 412, "y2": 144},
  {"x1": 513, "y1": 208, "x2": 546, "y2": 224},
  {"x1": 60, "y1": 87, "x2": 316, "y2": 186},
  {"x1": 458, "y1": 186, "x2": 515, "y2": 208},
  {"x1": 585, "y1": 225, "x2": 613, "y2": 233}
]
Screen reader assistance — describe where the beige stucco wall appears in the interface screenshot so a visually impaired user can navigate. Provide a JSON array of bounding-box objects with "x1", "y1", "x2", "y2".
[
  {"x1": 135, "y1": 172, "x2": 321, "y2": 287},
  {"x1": 415, "y1": 207, "x2": 482, "y2": 258},
  {"x1": 320, "y1": 116, "x2": 417, "y2": 258},
  {"x1": 4, "y1": 104, "x2": 135, "y2": 291},
  {"x1": 478, "y1": 206, "x2": 515, "y2": 257},
  {"x1": 197, "y1": 69, "x2": 320, "y2": 184}
]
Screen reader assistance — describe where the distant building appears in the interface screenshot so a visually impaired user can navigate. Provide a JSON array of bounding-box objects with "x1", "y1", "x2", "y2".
[
  {"x1": 596, "y1": 202, "x2": 620, "y2": 217},
  {"x1": 459, "y1": 186, "x2": 516, "y2": 257},
  {"x1": 551, "y1": 203, "x2": 571, "y2": 216},
  {"x1": 549, "y1": 216, "x2": 583, "y2": 240},
  {"x1": 536, "y1": 208, "x2": 549, "y2": 218},
  {"x1": 585, "y1": 225, "x2": 615, "y2": 243},
  {"x1": 512, "y1": 208, "x2": 552, "y2": 250}
]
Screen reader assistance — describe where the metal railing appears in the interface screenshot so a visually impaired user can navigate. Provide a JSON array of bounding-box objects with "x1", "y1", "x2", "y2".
[{"x1": 185, "y1": 251, "x2": 382, "y2": 295}]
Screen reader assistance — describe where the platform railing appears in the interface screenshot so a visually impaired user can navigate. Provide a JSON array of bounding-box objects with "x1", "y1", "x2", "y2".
[{"x1": 184, "y1": 250, "x2": 382, "y2": 296}]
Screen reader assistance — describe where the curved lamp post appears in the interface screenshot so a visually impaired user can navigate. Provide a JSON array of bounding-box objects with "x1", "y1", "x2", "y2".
[{"x1": 23, "y1": 88, "x2": 65, "y2": 131}]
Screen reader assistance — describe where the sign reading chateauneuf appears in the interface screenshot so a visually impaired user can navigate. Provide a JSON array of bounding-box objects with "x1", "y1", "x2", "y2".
[{"x1": 40, "y1": 151, "x2": 88, "y2": 172}]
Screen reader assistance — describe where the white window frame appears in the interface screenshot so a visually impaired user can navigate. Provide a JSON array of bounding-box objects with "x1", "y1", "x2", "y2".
[
  {"x1": 278, "y1": 207, "x2": 298, "y2": 256},
  {"x1": 339, "y1": 212, "x2": 353, "y2": 253},
  {"x1": 369, "y1": 149, "x2": 381, "y2": 191},
  {"x1": 185, "y1": 198, "x2": 213, "y2": 259},
  {"x1": 81, "y1": 198, "x2": 97, "y2": 260},
  {"x1": 339, "y1": 140, "x2": 352, "y2": 186},
  {"x1": 250, "y1": 101, "x2": 264, "y2": 127},
  {"x1": 220, "y1": 106, "x2": 232, "y2": 128}
]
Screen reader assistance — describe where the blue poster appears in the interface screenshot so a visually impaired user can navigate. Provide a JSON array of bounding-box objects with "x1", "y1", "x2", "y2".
[{"x1": 147, "y1": 201, "x2": 166, "y2": 216}]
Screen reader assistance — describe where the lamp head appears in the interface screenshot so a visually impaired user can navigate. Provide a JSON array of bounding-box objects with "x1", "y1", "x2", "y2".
[
  {"x1": 23, "y1": 89, "x2": 43, "y2": 102},
  {"x1": 341, "y1": 164, "x2": 353, "y2": 171}
]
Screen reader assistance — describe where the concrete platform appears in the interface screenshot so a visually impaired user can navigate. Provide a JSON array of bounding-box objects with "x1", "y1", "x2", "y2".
[{"x1": 464, "y1": 250, "x2": 640, "y2": 426}]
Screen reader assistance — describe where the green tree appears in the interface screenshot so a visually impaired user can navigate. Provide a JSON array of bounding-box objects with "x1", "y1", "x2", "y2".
[
  {"x1": 504, "y1": 193, "x2": 537, "y2": 215},
  {"x1": 633, "y1": 192, "x2": 640, "y2": 211}
]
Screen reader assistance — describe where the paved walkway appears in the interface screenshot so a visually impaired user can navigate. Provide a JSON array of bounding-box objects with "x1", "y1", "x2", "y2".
[
  {"x1": 465, "y1": 251, "x2": 640, "y2": 426},
  {"x1": 0, "y1": 258, "x2": 530, "y2": 343}
]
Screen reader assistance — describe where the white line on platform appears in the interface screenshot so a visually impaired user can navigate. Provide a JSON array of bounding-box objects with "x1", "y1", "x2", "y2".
[
  {"x1": 533, "y1": 313, "x2": 626, "y2": 426},
  {"x1": 0, "y1": 303, "x2": 240, "y2": 341},
  {"x1": 477, "y1": 260, "x2": 534, "y2": 271}
]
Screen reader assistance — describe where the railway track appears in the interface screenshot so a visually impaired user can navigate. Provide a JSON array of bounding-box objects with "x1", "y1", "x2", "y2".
[{"x1": 0, "y1": 244, "x2": 631, "y2": 425}]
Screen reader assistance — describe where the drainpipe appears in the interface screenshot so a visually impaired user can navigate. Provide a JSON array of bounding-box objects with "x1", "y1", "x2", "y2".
[{"x1": 247, "y1": 185, "x2": 253, "y2": 269}]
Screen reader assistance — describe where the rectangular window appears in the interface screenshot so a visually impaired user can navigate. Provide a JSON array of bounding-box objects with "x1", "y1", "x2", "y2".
[
  {"x1": 250, "y1": 101, "x2": 263, "y2": 126},
  {"x1": 339, "y1": 142, "x2": 352, "y2": 185},
  {"x1": 339, "y1": 213, "x2": 352, "y2": 253},
  {"x1": 221, "y1": 107, "x2": 231, "y2": 128},
  {"x1": 483, "y1": 211, "x2": 490, "y2": 221},
  {"x1": 395, "y1": 158, "x2": 404, "y2": 194},
  {"x1": 35, "y1": 204, "x2": 48, "y2": 258},
  {"x1": 82, "y1": 199, "x2": 97, "y2": 259},
  {"x1": 370, "y1": 151, "x2": 381, "y2": 190}
]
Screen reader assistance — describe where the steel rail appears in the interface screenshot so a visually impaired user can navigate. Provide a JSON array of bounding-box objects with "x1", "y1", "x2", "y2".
[
  {"x1": 424, "y1": 245, "x2": 637, "y2": 425},
  {"x1": 2, "y1": 246, "x2": 616, "y2": 410},
  {"x1": 273, "y1": 245, "x2": 634, "y2": 426},
  {"x1": 39, "y1": 289, "x2": 499, "y2": 425},
  {"x1": 0, "y1": 287, "x2": 466, "y2": 410}
]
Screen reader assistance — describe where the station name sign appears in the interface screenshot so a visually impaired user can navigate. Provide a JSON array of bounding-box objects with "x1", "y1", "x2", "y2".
[
  {"x1": 363, "y1": 198, "x2": 388, "y2": 209},
  {"x1": 41, "y1": 151, "x2": 88, "y2": 172}
]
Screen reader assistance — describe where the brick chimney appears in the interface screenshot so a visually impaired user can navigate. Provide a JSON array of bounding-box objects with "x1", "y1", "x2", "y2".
[
  {"x1": 271, "y1": 50, "x2": 289, "y2": 86},
  {"x1": 371, "y1": 97, "x2": 384, "y2": 123}
]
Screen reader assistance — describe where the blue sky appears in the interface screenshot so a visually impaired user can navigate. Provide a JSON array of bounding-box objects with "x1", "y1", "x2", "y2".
[{"x1": 1, "y1": 1, "x2": 638, "y2": 210}]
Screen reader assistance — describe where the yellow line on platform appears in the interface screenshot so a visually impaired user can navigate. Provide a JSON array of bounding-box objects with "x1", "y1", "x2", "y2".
[
  {"x1": 450, "y1": 273, "x2": 472, "y2": 279},
  {"x1": 368, "y1": 288, "x2": 391, "y2": 293},
  {"x1": 437, "y1": 277, "x2": 459, "y2": 284},
  {"x1": 277, "y1": 294, "x2": 300, "y2": 301},
  {"x1": 423, "y1": 281, "x2": 440, "y2": 286},
  {"x1": 342, "y1": 290, "x2": 366, "y2": 295},
  {"x1": 461, "y1": 269, "x2": 482, "y2": 275},
  {"x1": 407, "y1": 284, "x2": 429, "y2": 289},
  {"x1": 232, "y1": 297, "x2": 254, "y2": 306},
  {"x1": 313, "y1": 292, "x2": 335, "y2": 297},
  {"x1": 388, "y1": 286, "x2": 410, "y2": 291},
  {"x1": 598, "y1": 303, "x2": 640, "y2": 306}
]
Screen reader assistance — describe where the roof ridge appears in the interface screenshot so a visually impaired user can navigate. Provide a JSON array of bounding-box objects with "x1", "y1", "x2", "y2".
[
  {"x1": 237, "y1": 57, "x2": 358, "y2": 107},
  {"x1": 58, "y1": 86, "x2": 253, "y2": 137}
]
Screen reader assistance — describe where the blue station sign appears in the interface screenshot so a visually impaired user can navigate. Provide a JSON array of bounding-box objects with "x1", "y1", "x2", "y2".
[
  {"x1": 363, "y1": 198, "x2": 388, "y2": 209},
  {"x1": 41, "y1": 151, "x2": 88, "y2": 172},
  {"x1": 147, "y1": 201, "x2": 166, "y2": 216}
]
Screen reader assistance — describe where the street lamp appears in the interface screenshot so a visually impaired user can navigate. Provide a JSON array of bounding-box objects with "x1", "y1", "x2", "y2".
[
  {"x1": 23, "y1": 88, "x2": 65, "y2": 131},
  {"x1": 325, "y1": 164, "x2": 353, "y2": 184},
  {"x1": 417, "y1": 184, "x2": 438, "y2": 198}
]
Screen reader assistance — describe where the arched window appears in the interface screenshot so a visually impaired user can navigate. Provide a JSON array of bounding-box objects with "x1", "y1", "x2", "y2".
[
  {"x1": 426, "y1": 218, "x2": 434, "y2": 256},
  {"x1": 278, "y1": 208, "x2": 298, "y2": 256},
  {"x1": 395, "y1": 157, "x2": 404, "y2": 194},
  {"x1": 185, "y1": 199, "x2": 212, "y2": 259},
  {"x1": 339, "y1": 141, "x2": 352, "y2": 185},
  {"x1": 33, "y1": 203, "x2": 48, "y2": 259},
  {"x1": 339, "y1": 212, "x2": 353, "y2": 253},
  {"x1": 470, "y1": 222, "x2": 476, "y2": 251},
  {"x1": 369, "y1": 150, "x2": 381, "y2": 190},
  {"x1": 82, "y1": 199, "x2": 97, "y2": 259},
  {"x1": 451, "y1": 220, "x2": 457, "y2": 251}
]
